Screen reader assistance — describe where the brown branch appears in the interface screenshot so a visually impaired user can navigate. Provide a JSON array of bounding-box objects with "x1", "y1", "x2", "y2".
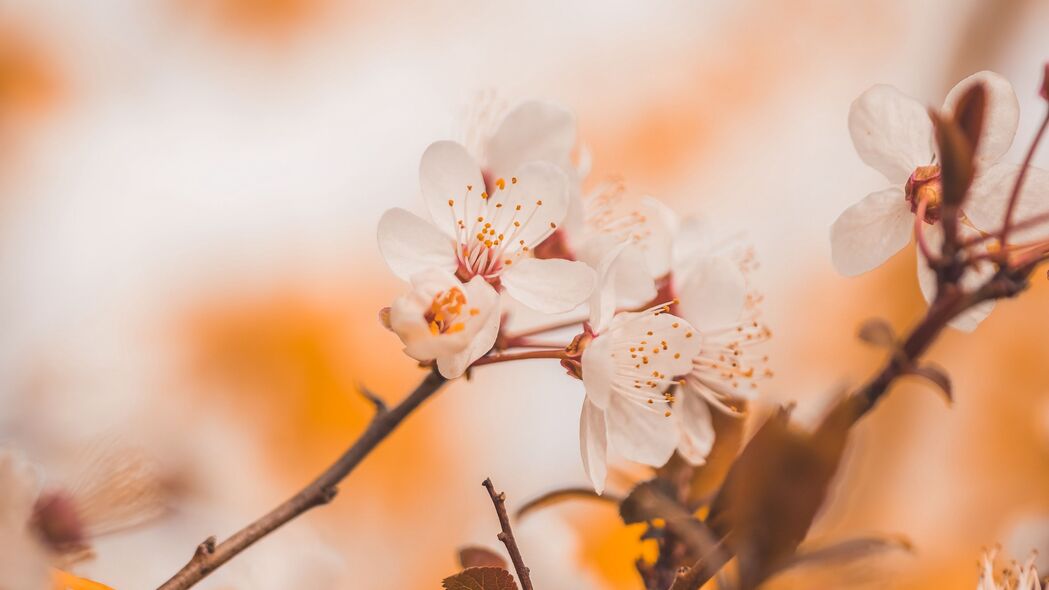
[
  {"x1": 156, "y1": 369, "x2": 447, "y2": 590},
  {"x1": 482, "y1": 478, "x2": 534, "y2": 590}
]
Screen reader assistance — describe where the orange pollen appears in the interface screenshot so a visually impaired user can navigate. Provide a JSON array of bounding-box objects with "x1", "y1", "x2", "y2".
[{"x1": 424, "y1": 288, "x2": 469, "y2": 335}]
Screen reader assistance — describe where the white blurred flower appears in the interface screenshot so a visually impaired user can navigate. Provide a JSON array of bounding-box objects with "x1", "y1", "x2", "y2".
[
  {"x1": 385, "y1": 268, "x2": 501, "y2": 378},
  {"x1": 830, "y1": 71, "x2": 1049, "y2": 331},
  {"x1": 641, "y1": 208, "x2": 772, "y2": 465},
  {"x1": 578, "y1": 248, "x2": 701, "y2": 493},
  {"x1": 378, "y1": 141, "x2": 595, "y2": 314},
  {"x1": 978, "y1": 547, "x2": 1043, "y2": 590},
  {"x1": 556, "y1": 182, "x2": 674, "y2": 307}
]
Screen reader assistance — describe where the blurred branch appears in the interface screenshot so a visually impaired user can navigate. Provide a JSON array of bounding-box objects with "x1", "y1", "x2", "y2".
[
  {"x1": 482, "y1": 478, "x2": 534, "y2": 590},
  {"x1": 155, "y1": 369, "x2": 447, "y2": 590},
  {"x1": 516, "y1": 487, "x2": 618, "y2": 519}
]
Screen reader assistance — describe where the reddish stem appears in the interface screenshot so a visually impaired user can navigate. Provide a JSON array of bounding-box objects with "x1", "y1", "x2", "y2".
[{"x1": 1001, "y1": 107, "x2": 1049, "y2": 245}]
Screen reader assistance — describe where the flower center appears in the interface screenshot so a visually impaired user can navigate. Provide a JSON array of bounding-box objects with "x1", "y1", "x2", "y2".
[
  {"x1": 446, "y1": 176, "x2": 557, "y2": 281},
  {"x1": 905, "y1": 164, "x2": 943, "y2": 224},
  {"x1": 424, "y1": 287, "x2": 476, "y2": 335}
]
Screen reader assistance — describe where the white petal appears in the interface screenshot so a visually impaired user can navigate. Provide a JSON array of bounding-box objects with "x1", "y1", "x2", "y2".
[
  {"x1": 830, "y1": 187, "x2": 912, "y2": 276},
  {"x1": 581, "y1": 331, "x2": 616, "y2": 410},
  {"x1": 486, "y1": 100, "x2": 576, "y2": 179},
  {"x1": 638, "y1": 196, "x2": 678, "y2": 277},
  {"x1": 587, "y1": 242, "x2": 629, "y2": 333},
  {"x1": 576, "y1": 236, "x2": 656, "y2": 309},
  {"x1": 849, "y1": 84, "x2": 933, "y2": 183},
  {"x1": 377, "y1": 208, "x2": 457, "y2": 281},
  {"x1": 675, "y1": 256, "x2": 747, "y2": 332},
  {"x1": 675, "y1": 390, "x2": 715, "y2": 465},
  {"x1": 501, "y1": 257, "x2": 595, "y2": 314},
  {"x1": 916, "y1": 224, "x2": 996, "y2": 332},
  {"x1": 943, "y1": 71, "x2": 1019, "y2": 163},
  {"x1": 966, "y1": 163, "x2": 1049, "y2": 242},
  {"x1": 579, "y1": 398, "x2": 609, "y2": 494},
  {"x1": 434, "y1": 277, "x2": 502, "y2": 378},
  {"x1": 605, "y1": 393, "x2": 678, "y2": 467},
  {"x1": 496, "y1": 161, "x2": 569, "y2": 250},
  {"x1": 419, "y1": 140, "x2": 487, "y2": 236}
]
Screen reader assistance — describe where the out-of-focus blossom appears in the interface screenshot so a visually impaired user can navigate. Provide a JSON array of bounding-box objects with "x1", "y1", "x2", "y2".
[
  {"x1": 556, "y1": 182, "x2": 673, "y2": 307},
  {"x1": 646, "y1": 208, "x2": 772, "y2": 465},
  {"x1": 578, "y1": 248, "x2": 700, "y2": 493},
  {"x1": 830, "y1": 71, "x2": 1049, "y2": 331},
  {"x1": 0, "y1": 447, "x2": 162, "y2": 590},
  {"x1": 385, "y1": 268, "x2": 500, "y2": 379},
  {"x1": 378, "y1": 141, "x2": 595, "y2": 314},
  {"x1": 978, "y1": 547, "x2": 1043, "y2": 590}
]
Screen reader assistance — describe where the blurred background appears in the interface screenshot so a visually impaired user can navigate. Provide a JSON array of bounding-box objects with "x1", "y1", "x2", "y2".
[{"x1": 1, "y1": 0, "x2": 1048, "y2": 587}]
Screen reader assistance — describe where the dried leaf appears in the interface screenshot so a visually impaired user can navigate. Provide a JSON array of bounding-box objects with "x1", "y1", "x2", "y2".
[
  {"x1": 687, "y1": 406, "x2": 747, "y2": 507},
  {"x1": 857, "y1": 319, "x2": 895, "y2": 348},
  {"x1": 909, "y1": 363, "x2": 953, "y2": 405},
  {"x1": 619, "y1": 479, "x2": 721, "y2": 562},
  {"x1": 707, "y1": 400, "x2": 858, "y2": 590},
  {"x1": 774, "y1": 534, "x2": 913, "y2": 577},
  {"x1": 441, "y1": 567, "x2": 518, "y2": 590},
  {"x1": 458, "y1": 546, "x2": 508, "y2": 570}
]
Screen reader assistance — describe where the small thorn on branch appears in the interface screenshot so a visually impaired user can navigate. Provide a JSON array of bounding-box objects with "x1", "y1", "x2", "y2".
[
  {"x1": 482, "y1": 477, "x2": 534, "y2": 590},
  {"x1": 357, "y1": 383, "x2": 388, "y2": 416},
  {"x1": 193, "y1": 537, "x2": 216, "y2": 560}
]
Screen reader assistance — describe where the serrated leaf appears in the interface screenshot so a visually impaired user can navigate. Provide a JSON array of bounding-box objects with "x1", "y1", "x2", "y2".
[
  {"x1": 458, "y1": 546, "x2": 508, "y2": 570},
  {"x1": 857, "y1": 319, "x2": 895, "y2": 348},
  {"x1": 441, "y1": 567, "x2": 518, "y2": 590}
]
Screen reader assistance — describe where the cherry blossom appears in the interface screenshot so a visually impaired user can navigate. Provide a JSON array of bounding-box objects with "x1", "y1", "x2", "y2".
[
  {"x1": 385, "y1": 268, "x2": 501, "y2": 379},
  {"x1": 830, "y1": 71, "x2": 1049, "y2": 331},
  {"x1": 578, "y1": 249, "x2": 702, "y2": 493},
  {"x1": 378, "y1": 140, "x2": 595, "y2": 314},
  {"x1": 648, "y1": 212, "x2": 772, "y2": 464}
]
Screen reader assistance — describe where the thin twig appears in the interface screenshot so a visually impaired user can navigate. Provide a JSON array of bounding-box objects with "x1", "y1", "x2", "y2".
[
  {"x1": 156, "y1": 369, "x2": 447, "y2": 590},
  {"x1": 470, "y1": 348, "x2": 568, "y2": 367},
  {"x1": 1001, "y1": 107, "x2": 1049, "y2": 245},
  {"x1": 482, "y1": 478, "x2": 534, "y2": 590}
]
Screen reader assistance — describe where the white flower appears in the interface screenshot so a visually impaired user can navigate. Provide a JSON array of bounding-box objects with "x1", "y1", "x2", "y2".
[
  {"x1": 562, "y1": 182, "x2": 675, "y2": 307},
  {"x1": 386, "y1": 268, "x2": 501, "y2": 379},
  {"x1": 653, "y1": 213, "x2": 772, "y2": 464},
  {"x1": 378, "y1": 140, "x2": 595, "y2": 314},
  {"x1": 578, "y1": 248, "x2": 702, "y2": 493},
  {"x1": 830, "y1": 71, "x2": 1049, "y2": 331},
  {"x1": 978, "y1": 547, "x2": 1043, "y2": 590},
  {"x1": 465, "y1": 98, "x2": 587, "y2": 230}
]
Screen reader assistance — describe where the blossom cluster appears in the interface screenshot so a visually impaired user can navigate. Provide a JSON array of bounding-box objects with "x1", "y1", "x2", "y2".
[
  {"x1": 376, "y1": 100, "x2": 771, "y2": 492},
  {"x1": 831, "y1": 71, "x2": 1049, "y2": 330}
]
